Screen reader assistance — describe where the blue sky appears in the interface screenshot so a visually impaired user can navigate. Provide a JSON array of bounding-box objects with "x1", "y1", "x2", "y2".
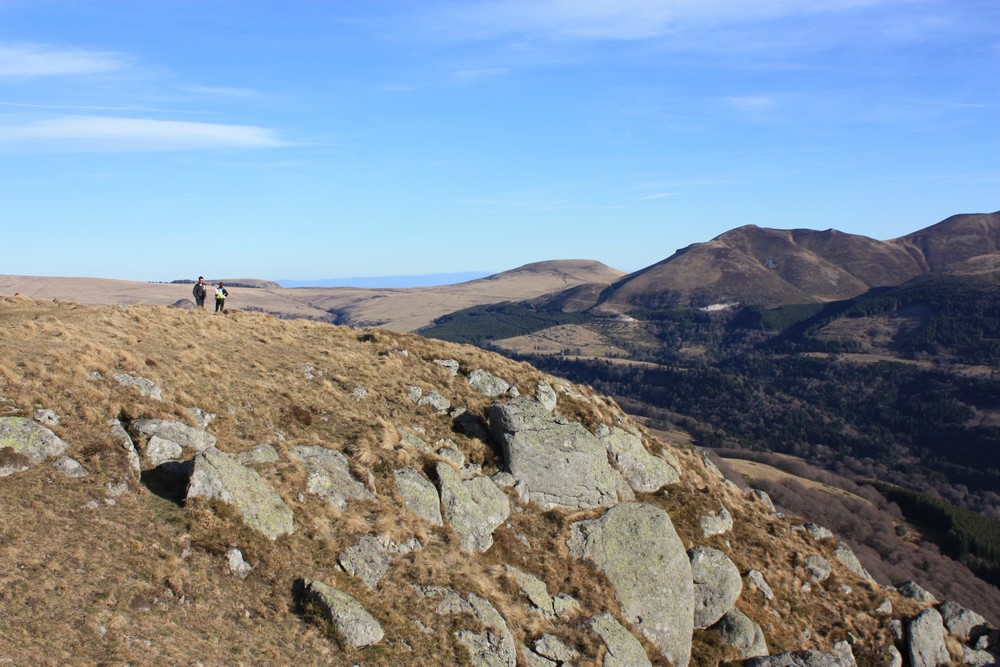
[{"x1": 1, "y1": 0, "x2": 997, "y2": 282}]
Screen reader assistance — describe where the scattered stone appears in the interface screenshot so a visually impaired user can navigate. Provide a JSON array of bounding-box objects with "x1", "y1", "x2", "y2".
[
  {"x1": 907, "y1": 608, "x2": 949, "y2": 667},
  {"x1": 338, "y1": 535, "x2": 421, "y2": 589},
  {"x1": 418, "y1": 390, "x2": 451, "y2": 413},
  {"x1": 187, "y1": 448, "x2": 295, "y2": 540},
  {"x1": 590, "y1": 613, "x2": 651, "y2": 667},
  {"x1": 0, "y1": 417, "x2": 69, "y2": 476},
  {"x1": 746, "y1": 570, "x2": 775, "y2": 602},
  {"x1": 714, "y1": 607, "x2": 768, "y2": 658},
  {"x1": 897, "y1": 581, "x2": 936, "y2": 603},
  {"x1": 839, "y1": 584, "x2": 852, "y2": 596},
  {"x1": 109, "y1": 419, "x2": 141, "y2": 477},
  {"x1": 535, "y1": 381, "x2": 558, "y2": 412},
  {"x1": 394, "y1": 467, "x2": 443, "y2": 525},
  {"x1": 745, "y1": 650, "x2": 855, "y2": 666},
  {"x1": 186, "y1": 407, "x2": 215, "y2": 429},
  {"x1": 489, "y1": 397, "x2": 633, "y2": 510},
  {"x1": 876, "y1": 598, "x2": 893, "y2": 615},
  {"x1": 805, "y1": 524, "x2": 835, "y2": 541},
  {"x1": 234, "y1": 443, "x2": 279, "y2": 466},
  {"x1": 938, "y1": 599, "x2": 987, "y2": 640},
  {"x1": 504, "y1": 566, "x2": 576, "y2": 619},
  {"x1": 352, "y1": 385, "x2": 367, "y2": 400},
  {"x1": 689, "y1": 546, "x2": 742, "y2": 629},
  {"x1": 433, "y1": 359, "x2": 460, "y2": 375},
  {"x1": 700, "y1": 506, "x2": 734, "y2": 537},
  {"x1": 468, "y1": 369, "x2": 510, "y2": 397},
  {"x1": 751, "y1": 489, "x2": 776, "y2": 513},
  {"x1": 289, "y1": 445, "x2": 374, "y2": 511},
  {"x1": 113, "y1": 373, "x2": 162, "y2": 401},
  {"x1": 227, "y1": 548, "x2": 252, "y2": 579},
  {"x1": 568, "y1": 503, "x2": 694, "y2": 667},
  {"x1": 53, "y1": 456, "x2": 87, "y2": 478},
  {"x1": 300, "y1": 579, "x2": 384, "y2": 648},
  {"x1": 33, "y1": 409, "x2": 60, "y2": 426},
  {"x1": 132, "y1": 419, "x2": 216, "y2": 455},
  {"x1": 436, "y1": 462, "x2": 510, "y2": 552},
  {"x1": 406, "y1": 386, "x2": 423, "y2": 403},
  {"x1": 106, "y1": 481, "x2": 130, "y2": 498},
  {"x1": 534, "y1": 635, "x2": 579, "y2": 663},
  {"x1": 833, "y1": 542, "x2": 874, "y2": 581},
  {"x1": 596, "y1": 424, "x2": 679, "y2": 492},
  {"x1": 805, "y1": 556, "x2": 831, "y2": 582}
]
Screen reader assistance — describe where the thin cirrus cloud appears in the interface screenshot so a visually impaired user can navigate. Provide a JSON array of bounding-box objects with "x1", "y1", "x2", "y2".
[
  {"x1": 0, "y1": 42, "x2": 128, "y2": 77},
  {"x1": 0, "y1": 116, "x2": 290, "y2": 152}
]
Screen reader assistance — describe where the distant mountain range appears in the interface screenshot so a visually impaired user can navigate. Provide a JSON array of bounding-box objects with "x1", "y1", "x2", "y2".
[{"x1": 277, "y1": 271, "x2": 491, "y2": 288}]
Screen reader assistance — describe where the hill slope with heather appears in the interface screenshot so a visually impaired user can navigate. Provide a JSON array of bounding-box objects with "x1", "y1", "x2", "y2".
[{"x1": 3, "y1": 297, "x2": 994, "y2": 665}]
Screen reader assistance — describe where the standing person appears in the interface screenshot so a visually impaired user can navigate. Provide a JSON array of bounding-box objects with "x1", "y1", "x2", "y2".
[
  {"x1": 214, "y1": 282, "x2": 228, "y2": 313},
  {"x1": 192, "y1": 276, "x2": 207, "y2": 308}
]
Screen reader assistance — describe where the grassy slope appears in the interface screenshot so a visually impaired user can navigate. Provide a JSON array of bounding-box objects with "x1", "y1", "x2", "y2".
[{"x1": 0, "y1": 298, "x2": 926, "y2": 665}]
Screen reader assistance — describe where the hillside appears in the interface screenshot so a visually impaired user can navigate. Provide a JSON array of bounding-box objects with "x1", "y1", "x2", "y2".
[
  {"x1": 589, "y1": 211, "x2": 1000, "y2": 312},
  {"x1": 2, "y1": 297, "x2": 990, "y2": 665},
  {"x1": 0, "y1": 259, "x2": 623, "y2": 333}
]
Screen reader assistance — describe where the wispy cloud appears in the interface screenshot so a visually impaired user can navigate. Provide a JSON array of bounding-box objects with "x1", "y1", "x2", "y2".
[
  {"x1": 639, "y1": 192, "x2": 676, "y2": 200},
  {"x1": 0, "y1": 42, "x2": 128, "y2": 77},
  {"x1": 0, "y1": 116, "x2": 289, "y2": 151},
  {"x1": 450, "y1": 67, "x2": 508, "y2": 82},
  {"x1": 181, "y1": 85, "x2": 260, "y2": 99}
]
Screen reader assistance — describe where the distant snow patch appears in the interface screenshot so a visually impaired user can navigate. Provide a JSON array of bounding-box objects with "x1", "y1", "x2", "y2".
[{"x1": 699, "y1": 303, "x2": 739, "y2": 312}]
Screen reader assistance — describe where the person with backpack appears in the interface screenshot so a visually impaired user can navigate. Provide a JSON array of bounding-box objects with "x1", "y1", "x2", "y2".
[
  {"x1": 214, "y1": 282, "x2": 228, "y2": 313},
  {"x1": 192, "y1": 276, "x2": 207, "y2": 308}
]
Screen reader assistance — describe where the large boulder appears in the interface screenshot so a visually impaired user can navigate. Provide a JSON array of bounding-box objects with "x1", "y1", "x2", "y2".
[
  {"x1": 186, "y1": 448, "x2": 294, "y2": 540},
  {"x1": 689, "y1": 546, "x2": 742, "y2": 629},
  {"x1": 596, "y1": 425, "x2": 680, "y2": 492},
  {"x1": 0, "y1": 417, "x2": 68, "y2": 476},
  {"x1": 590, "y1": 613, "x2": 652, "y2": 667},
  {"x1": 568, "y1": 503, "x2": 694, "y2": 667},
  {"x1": 714, "y1": 607, "x2": 768, "y2": 658},
  {"x1": 907, "y1": 607, "x2": 950, "y2": 667},
  {"x1": 394, "y1": 467, "x2": 443, "y2": 525},
  {"x1": 288, "y1": 445, "x2": 374, "y2": 511},
  {"x1": 489, "y1": 397, "x2": 633, "y2": 510},
  {"x1": 938, "y1": 599, "x2": 988, "y2": 640},
  {"x1": 436, "y1": 462, "x2": 510, "y2": 552},
  {"x1": 300, "y1": 579, "x2": 383, "y2": 648}
]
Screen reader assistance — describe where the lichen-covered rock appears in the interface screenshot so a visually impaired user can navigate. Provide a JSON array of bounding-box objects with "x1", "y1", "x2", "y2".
[
  {"x1": 53, "y1": 456, "x2": 87, "y2": 478},
  {"x1": 337, "y1": 534, "x2": 421, "y2": 589},
  {"x1": 596, "y1": 424, "x2": 679, "y2": 492},
  {"x1": 590, "y1": 613, "x2": 651, "y2": 667},
  {"x1": 289, "y1": 445, "x2": 374, "y2": 511},
  {"x1": 132, "y1": 418, "x2": 216, "y2": 455},
  {"x1": 33, "y1": 409, "x2": 60, "y2": 426},
  {"x1": 751, "y1": 489, "x2": 777, "y2": 513},
  {"x1": 568, "y1": 503, "x2": 694, "y2": 667},
  {"x1": 963, "y1": 645, "x2": 997, "y2": 666},
  {"x1": 897, "y1": 581, "x2": 936, "y2": 603},
  {"x1": 145, "y1": 435, "x2": 184, "y2": 467},
  {"x1": 833, "y1": 542, "x2": 874, "y2": 582},
  {"x1": 186, "y1": 448, "x2": 294, "y2": 540},
  {"x1": 907, "y1": 608, "x2": 949, "y2": 667},
  {"x1": 805, "y1": 523, "x2": 835, "y2": 541},
  {"x1": 417, "y1": 390, "x2": 451, "y2": 413},
  {"x1": 536, "y1": 381, "x2": 558, "y2": 412},
  {"x1": 0, "y1": 417, "x2": 68, "y2": 476},
  {"x1": 418, "y1": 586, "x2": 516, "y2": 667},
  {"x1": 938, "y1": 599, "x2": 987, "y2": 640},
  {"x1": 489, "y1": 397, "x2": 633, "y2": 510},
  {"x1": 113, "y1": 373, "x2": 162, "y2": 400},
  {"x1": 689, "y1": 546, "x2": 742, "y2": 629},
  {"x1": 433, "y1": 359, "x2": 460, "y2": 375},
  {"x1": 700, "y1": 506, "x2": 733, "y2": 537},
  {"x1": 436, "y1": 462, "x2": 510, "y2": 552},
  {"x1": 109, "y1": 419, "x2": 141, "y2": 477},
  {"x1": 395, "y1": 467, "x2": 443, "y2": 525},
  {"x1": 523, "y1": 647, "x2": 556, "y2": 667},
  {"x1": 186, "y1": 407, "x2": 215, "y2": 429},
  {"x1": 805, "y1": 556, "x2": 832, "y2": 582},
  {"x1": 714, "y1": 607, "x2": 768, "y2": 658},
  {"x1": 533, "y1": 635, "x2": 578, "y2": 663},
  {"x1": 234, "y1": 443, "x2": 279, "y2": 466},
  {"x1": 300, "y1": 579, "x2": 383, "y2": 648},
  {"x1": 745, "y1": 650, "x2": 855, "y2": 666},
  {"x1": 746, "y1": 569, "x2": 775, "y2": 602},
  {"x1": 468, "y1": 369, "x2": 510, "y2": 397},
  {"x1": 227, "y1": 547, "x2": 252, "y2": 579}
]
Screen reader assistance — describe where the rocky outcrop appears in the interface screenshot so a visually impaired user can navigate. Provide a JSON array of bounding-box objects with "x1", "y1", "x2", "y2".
[
  {"x1": 907, "y1": 607, "x2": 949, "y2": 667},
  {"x1": 468, "y1": 369, "x2": 511, "y2": 397},
  {"x1": 535, "y1": 381, "x2": 558, "y2": 412},
  {"x1": 337, "y1": 535, "x2": 421, "y2": 589},
  {"x1": 746, "y1": 650, "x2": 855, "y2": 666},
  {"x1": 436, "y1": 462, "x2": 510, "y2": 552},
  {"x1": 113, "y1": 373, "x2": 163, "y2": 400},
  {"x1": 0, "y1": 417, "x2": 69, "y2": 476},
  {"x1": 596, "y1": 424, "x2": 679, "y2": 492},
  {"x1": 833, "y1": 542, "x2": 873, "y2": 582},
  {"x1": 394, "y1": 467, "x2": 443, "y2": 525},
  {"x1": 689, "y1": 546, "x2": 742, "y2": 629},
  {"x1": 897, "y1": 581, "x2": 936, "y2": 603},
  {"x1": 715, "y1": 607, "x2": 768, "y2": 658},
  {"x1": 568, "y1": 503, "x2": 694, "y2": 667},
  {"x1": 418, "y1": 586, "x2": 516, "y2": 667},
  {"x1": 132, "y1": 418, "x2": 216, "y2": 466},
  {"x1": 505, "y1": 566, "x2": 578, "y2": 619},
  {"x1": 288, "y1": 445, "x2": 374, "y2": 511},
  {"x1": 186, "y1": 448, "x2": 294, "y2": 540},
  {"x1": 590, "y1": 613, "x2": 651, "y2": 667},
  {"x1": 300, "y1": 579, "x2": 383, "y2": 648},
  {"x1": 938, "y1": 599, "x2": 987, "y2": 639},
  {"x1": 532, "y1": 635, "x2": 579, "y2": 663},
  {"x1": 489, "y1": 397, "x2": 633, "y2": 510}
]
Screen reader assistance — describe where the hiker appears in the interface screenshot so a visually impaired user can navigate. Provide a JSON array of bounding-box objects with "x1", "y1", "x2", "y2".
[
  {"x1": 192, "y1": 276, "x2": 207, "y2": 308},
  {"x1": 215, "y1": 282, "x2": 228, "y2": 313}
]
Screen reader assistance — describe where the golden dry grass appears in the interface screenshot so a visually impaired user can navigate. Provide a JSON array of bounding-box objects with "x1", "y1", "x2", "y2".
[{"x1": 0, "y1": 297, "x2": 936, "y2": 665}]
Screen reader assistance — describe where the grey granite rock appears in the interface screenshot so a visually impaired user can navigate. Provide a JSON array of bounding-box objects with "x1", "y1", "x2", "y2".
[
  {"x1": 394, "y1": 467, "x2": 443, "y2": 525},
  {"x1": 907, "y1": 608, "x2": 949, "y2": 667},
  {"x1": 436, "y1": 462, "x2": 509, "y2": 552},
  {"x1": 0, "y1": 417, "x2": 68, "y2": 476},
  {"x1": 690, "y1": 546, "x2": 742, "y2": 629},
  {"x1": 300, "y1": 579, "x2": 383, "y2": 648},
  {"x1": 590, "y1": 613, "x2": 651, "y2": 667},
  {"x1": 289, "y1": 445, "x2": 374, "y2": 511}
]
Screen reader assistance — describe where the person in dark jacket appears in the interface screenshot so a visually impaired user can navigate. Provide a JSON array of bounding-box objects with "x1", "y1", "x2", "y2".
[
  {"x1": 214, "y1": 282, "x2": 228, "y2": 313},
  {"x1": 192, "y1": 276, "x2": 207, "y2": 307}
]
